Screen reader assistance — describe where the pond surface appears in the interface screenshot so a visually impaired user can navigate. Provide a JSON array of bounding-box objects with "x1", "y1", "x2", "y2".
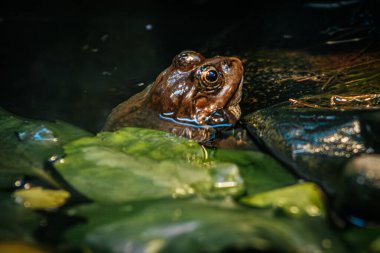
[
  {"x1": 0, "y1": 0, "x2": 245, "y2": 132},
  {"x1": 1, "y1": 0, "x2": 378, "y2": 132}
]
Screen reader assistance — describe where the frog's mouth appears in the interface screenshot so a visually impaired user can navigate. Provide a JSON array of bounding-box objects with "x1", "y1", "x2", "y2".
[{"x1": 225, "y1": 76, "x2": 243, "y2": 120}]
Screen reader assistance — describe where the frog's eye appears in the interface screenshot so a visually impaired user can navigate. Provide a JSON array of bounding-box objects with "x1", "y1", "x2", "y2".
[
  {"x1": 173, "y1": 51, "x2": 204, "y2": 70},
  {"x1": 201, "y1": 67, "x2": 219, "y2": 84},
  {"x1": 198, "y1": 65, "x2": 222, "y2": 90},
  {"x1": 204, "y1": 69, "x2": 218, "y2": 83}
]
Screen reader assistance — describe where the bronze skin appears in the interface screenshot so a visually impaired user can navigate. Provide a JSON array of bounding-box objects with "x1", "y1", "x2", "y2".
[{"x1": 103, "y1": 51, "x2": 244, "y2": 144}]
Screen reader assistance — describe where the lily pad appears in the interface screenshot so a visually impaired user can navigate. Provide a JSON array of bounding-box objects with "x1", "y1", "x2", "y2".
[
  {"x1": 90, "y1": 127, "x2": 205, "y2": 162},
  {"x1": 54, "y1": 127, "x2": 244, "y2": 203},
  {"x1": 65, "y1": 199, "x2": 347, "y2": 253},
  {"x1": 0, "y1": 107, "x2": 92, "y2": 189}
]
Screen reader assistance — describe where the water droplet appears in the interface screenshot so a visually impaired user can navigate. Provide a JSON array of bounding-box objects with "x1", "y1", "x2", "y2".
[
  {"x1": 14, "y1": 180, "x2": 22, "y2": 187},
  {"x1": 102, "y1": 71, "x2": 112, "y2": 76},
  {"x1": 288, "y1": 206, "x2": 300, "y2": 214},
  {"x1": 48, "y1": 155, "x2": 60, "y2": 163},
  {"x1": 306, "y1": 205, "x2": 321, "y2": 217},
  {"x1": 14, "y1": 196, "x2": 23, "y2": 204},
  {"x1": 356, "y1": 175, "x2": 366, "y2": 185},
  {"x1": 100, "y1": 33, "x2": 109, "y2": 42},
  {"x1": 145, "y1": 24, "x2": 153, "y2": 30},
  {"x1": 208, "y1": 163, "x2": 244, "y2": 197},
  {"x1": 172, "y1": 185, "x2": 194, "y2": 199}
]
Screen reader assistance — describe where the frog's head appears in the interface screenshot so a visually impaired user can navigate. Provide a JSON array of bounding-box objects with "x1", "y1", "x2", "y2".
[{"x1": 148, "y1": 51, "x2": 244, "y2": 128}]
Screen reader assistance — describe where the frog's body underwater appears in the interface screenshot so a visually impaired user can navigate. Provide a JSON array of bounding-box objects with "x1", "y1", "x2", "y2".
[{"x1": 103, "y1": 51, "x2": 244, "y2": 145}]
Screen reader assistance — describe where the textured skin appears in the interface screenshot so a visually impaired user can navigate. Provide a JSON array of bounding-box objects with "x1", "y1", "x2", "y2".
[{"x1": 103, "y1": 51, "x2": 244, "y2": 144}]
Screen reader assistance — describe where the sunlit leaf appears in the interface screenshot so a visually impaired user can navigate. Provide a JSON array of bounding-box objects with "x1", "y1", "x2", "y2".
[
  {"x1": 240, "y1": 182, "x2": 326, "y2": 218},
  {"x1": 13, "y1": 187, "x2": 70, "y2": 209},
  {"x1": 0, "y1": 242, "x2": 50, "y2": 253}
]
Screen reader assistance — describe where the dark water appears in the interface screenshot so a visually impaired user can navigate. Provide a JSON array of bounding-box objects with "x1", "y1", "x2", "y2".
[
  {"x1": 0, "y1": 0, "x2": 245, "y2": 132},
  {"x1": 1, "y1": 0, "x2": 378, "y2": 133}
]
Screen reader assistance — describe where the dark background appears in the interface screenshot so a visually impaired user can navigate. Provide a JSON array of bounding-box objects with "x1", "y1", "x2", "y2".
[{"x1": 0, "y1": 0, "x2": 379, "y2": 132}]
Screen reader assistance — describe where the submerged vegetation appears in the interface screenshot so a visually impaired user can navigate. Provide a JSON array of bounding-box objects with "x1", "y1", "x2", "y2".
[
  {"x1": 240, "y1": 49, "x2": 380, "y2": 111},
  {"x1": 290, "y1": 51, "x2": 380, "y2": 109}
]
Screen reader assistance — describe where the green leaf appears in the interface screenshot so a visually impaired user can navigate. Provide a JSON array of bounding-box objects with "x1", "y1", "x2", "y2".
[
  {"x1": 240, "y1": 182, "x2": 326, "y2": 218},
  {"x1": 0, "y1": 193, "x2": 43, "y2": 243},
  {"x1": 339, "y1": 227, "x2": 380, "y2": 253},
  {"x1": 94, "y1": 127, "x2": 205, "y2": 162},
  {"x1": 0, "y1": 107, "x2": 92, "y2": 189},
  {"x1": 210, "y1": 149, "x2": 297, "y2": 195},
  {"x1": 55, "y1": 127, "x2": 244, "y2": 203},
  {"x1": 65, "y1": 199, "x2": 347, "y2": 253}
]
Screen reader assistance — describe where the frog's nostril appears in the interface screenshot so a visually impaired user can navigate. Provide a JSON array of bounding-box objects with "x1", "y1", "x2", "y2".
[{"x1": 221, "y1": 60, "x2": 231, "y2": 73}]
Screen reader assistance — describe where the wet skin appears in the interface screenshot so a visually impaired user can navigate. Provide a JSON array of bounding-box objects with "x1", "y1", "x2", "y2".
[{"x1": 103, "y1": 51, "x2": 244, "y2": 144}]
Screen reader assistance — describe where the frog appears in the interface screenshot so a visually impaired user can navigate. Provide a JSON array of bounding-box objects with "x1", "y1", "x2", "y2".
[{"x1": 103, "y1": 51, "x2": 244, "y2": 145}]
